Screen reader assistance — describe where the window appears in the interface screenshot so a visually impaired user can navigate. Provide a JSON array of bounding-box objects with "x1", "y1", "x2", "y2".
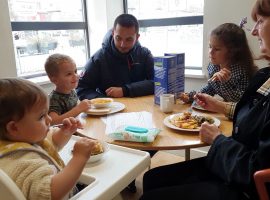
[
  {"x1": 8, "y1": 0, "x2": 89, "y2": 78},
  {"x1": 124, "y1": 0, "x2": 204, "y2": 70}
]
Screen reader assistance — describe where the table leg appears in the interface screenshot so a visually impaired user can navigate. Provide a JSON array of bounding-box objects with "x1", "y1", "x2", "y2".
[{"x1": 185, "y1": 149, "x2": 190, "y2": 161}]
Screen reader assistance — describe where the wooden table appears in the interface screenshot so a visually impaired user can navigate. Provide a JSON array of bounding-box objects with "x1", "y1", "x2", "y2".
[{"x1": 78, "y1": 95, "x2": 232, "y2": 160}]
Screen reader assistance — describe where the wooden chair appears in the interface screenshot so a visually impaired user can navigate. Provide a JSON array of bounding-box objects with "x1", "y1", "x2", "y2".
[
  {"x1": 0, "y1": 169, "x2": 26, "y2": 200},
  {"x1": 254, "y1": 169, "x2": 270, "y2": 200}
]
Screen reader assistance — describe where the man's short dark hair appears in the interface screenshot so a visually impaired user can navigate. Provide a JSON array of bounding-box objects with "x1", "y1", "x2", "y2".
[{"x1": 113, "y1": 14, "x2": 139, "y2": 33}]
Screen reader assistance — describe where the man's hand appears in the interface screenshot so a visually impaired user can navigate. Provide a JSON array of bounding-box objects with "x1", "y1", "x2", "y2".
[{"x1": 105, "y1": 87, "x2": 124, "y2": 97}]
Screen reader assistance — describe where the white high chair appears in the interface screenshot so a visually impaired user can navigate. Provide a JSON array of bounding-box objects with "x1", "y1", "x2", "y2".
[{"x1": 0, "y1": 169, "x2": 26, "y2": 200}]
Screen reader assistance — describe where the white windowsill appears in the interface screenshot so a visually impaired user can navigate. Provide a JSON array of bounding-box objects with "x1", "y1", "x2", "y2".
[
  {"x1": 28, "y1": 75, "x2": 51, "y2": 85},
  {"x1": 28, "y1": 69, "x2": 206, "y2": 86}
]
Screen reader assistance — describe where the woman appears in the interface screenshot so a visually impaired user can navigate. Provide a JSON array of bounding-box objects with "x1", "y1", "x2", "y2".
[{"x1": 140, "y1": 0, "x2": 270, "y2": 199}]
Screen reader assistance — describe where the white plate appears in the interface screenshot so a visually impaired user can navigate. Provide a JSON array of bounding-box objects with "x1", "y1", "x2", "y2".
[
  {"x1": 163, "y1": 112, "x2": 221, "y2": 132},
  {"x1": 86, "y1": 102, "x2": 125, "y2": 115}
]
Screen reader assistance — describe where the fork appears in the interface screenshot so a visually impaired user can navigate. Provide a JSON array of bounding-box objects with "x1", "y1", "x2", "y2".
[{"x1": 188, "y1": 106, "x2": 193, "y2": 114}]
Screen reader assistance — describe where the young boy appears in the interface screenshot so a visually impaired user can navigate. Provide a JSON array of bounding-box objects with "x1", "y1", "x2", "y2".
[
  {"x1": 0, "y1": 78, "x2": 97, "y2": 200},
  {"x1": 45, "y1": 53, "x2": 91, "y2": 125}
]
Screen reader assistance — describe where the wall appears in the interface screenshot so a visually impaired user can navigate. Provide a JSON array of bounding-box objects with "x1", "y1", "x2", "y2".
[
  {"x1": 0, "y1": 0, "x2": 17, "y2": 78},
  {"x1": 87, "y1": 0, "x2": 123, "y2": 56}
]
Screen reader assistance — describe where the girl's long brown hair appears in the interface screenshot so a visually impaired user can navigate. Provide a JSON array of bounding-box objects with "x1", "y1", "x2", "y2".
[{"x1": 211, "y1": 23, "x2": 258, "y2": 78}]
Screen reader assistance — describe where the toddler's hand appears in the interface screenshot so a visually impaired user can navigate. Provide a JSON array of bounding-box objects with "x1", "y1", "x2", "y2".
[
  {"x1": 60, "y1": 117, "x2": 83, "y2": 135},
  {"x1": 72, "y1": 137, "x2": 96, "y2": 160},
  {"x1": 77, "y1": 99, "x2": 91, "y2": 112}
]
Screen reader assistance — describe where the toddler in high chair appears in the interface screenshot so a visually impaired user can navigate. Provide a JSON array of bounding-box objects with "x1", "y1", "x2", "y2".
[
  {"x1": 45, "y1": 53, "x2": 91, "y2": 125},
  {"x1": 0, "y1": 78, "x2": 97, "y2": 200}
]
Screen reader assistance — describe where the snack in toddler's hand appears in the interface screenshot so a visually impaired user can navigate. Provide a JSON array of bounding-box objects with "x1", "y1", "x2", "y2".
[{"x1": 91, "y1": 141, "x2": 104, "y2": 155}]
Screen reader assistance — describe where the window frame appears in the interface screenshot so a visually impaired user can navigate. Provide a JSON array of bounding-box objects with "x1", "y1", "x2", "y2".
[
  {"x1": 10, "y1": 0, "x2": 90, "y2": 79},
  {"x1": 123, "y1": 0, "x2": 203, "y2": 70}
]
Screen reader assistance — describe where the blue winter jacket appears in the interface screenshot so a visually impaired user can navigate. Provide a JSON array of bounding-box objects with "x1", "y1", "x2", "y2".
[{"x1": 76, "y1": 30, "x2": 154, "y2": 100}]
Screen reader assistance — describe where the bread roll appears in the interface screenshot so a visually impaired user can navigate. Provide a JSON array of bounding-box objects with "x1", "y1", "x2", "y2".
[{"x1": 91, "y1": 141, "x2": 104, "y2": 155}]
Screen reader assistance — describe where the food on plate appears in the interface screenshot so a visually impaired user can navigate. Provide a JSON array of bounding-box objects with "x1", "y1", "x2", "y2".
[
  {"x1": 90, "y1": 98, "x2": 113, "y2": 108},
  {"x1": 179, "y1": 91, "x2": 196, "y2": 104},
  {"x1": 170, "y1": 112, "x2": 214, "y2": 129},
  {"x1": 91, "y1": 141, "x2": 104, "y2": 155},
  {"x1": 91, "y1": 98, "x2": 113, "y2": 104}
]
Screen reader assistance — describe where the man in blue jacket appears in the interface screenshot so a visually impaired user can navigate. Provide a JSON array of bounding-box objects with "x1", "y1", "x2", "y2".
[{"x1": 77, "y1": 14, "x2": 154, "y2": 100}]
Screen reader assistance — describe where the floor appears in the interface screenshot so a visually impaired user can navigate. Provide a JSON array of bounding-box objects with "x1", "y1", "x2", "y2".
[{"x1": 119, "y1": 151, "x2": 185, "y2": 200}]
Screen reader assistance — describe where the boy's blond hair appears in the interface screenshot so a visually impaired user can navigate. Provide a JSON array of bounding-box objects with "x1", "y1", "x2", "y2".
[
  {"x1": 0, "y1": 78, "x2": 48, "y2": 138},
  {"x1": 44, "y1": 53, "x2": 75, "y2": 77}
]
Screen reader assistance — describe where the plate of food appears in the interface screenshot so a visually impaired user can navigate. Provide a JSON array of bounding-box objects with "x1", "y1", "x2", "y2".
[
  {"x1": 163, "y1": 112, "x2": 220, "y2": 132},
  {"x1": 86, "y1": 102, "x2": 125, "y2": 115}
]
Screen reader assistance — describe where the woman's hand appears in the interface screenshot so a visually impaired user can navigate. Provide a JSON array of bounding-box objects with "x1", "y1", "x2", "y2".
[
  {"x1": 199, "y1": 122, "x2": 221, "y2": 144},
  {"x1": 194, "y1": 93, "x2": 226, "y2": 114}
]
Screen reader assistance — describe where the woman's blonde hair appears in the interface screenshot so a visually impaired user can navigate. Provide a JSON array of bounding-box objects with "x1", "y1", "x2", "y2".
[
  {"x1": 0, "y1": 78, "x2": 48, "y2": 138},
  {"x1": 252, "y1": 0, "x2": 270, "y2": 61}
]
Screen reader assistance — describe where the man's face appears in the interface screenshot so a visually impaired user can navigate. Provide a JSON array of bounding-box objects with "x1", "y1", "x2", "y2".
[{"x1": 112, "y1": 24, "x2": 140, "y2": 53}]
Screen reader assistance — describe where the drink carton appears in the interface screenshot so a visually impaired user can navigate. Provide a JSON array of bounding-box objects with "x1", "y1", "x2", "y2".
[{"x1": 154, "y1": 53, "x2": 185, "y2": 105}]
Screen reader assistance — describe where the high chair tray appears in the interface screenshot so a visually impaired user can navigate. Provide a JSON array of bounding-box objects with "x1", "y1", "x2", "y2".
[{"x1": 59, "y1": 135, "x2": 150, "y2": 200}]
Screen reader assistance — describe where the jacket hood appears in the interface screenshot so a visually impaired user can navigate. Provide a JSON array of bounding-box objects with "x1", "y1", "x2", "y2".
[{"x1": 101, "y1": 29, "x2": 141, "y2": 58}]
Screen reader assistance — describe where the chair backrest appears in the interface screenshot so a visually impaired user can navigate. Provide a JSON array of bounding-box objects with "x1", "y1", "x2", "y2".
[
  {"x1": 254, "y1": 169, "x2": 270, "y2": 200},
  {"x1": 0, "y1": 169, "x2": 26, "y2": 200}
]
